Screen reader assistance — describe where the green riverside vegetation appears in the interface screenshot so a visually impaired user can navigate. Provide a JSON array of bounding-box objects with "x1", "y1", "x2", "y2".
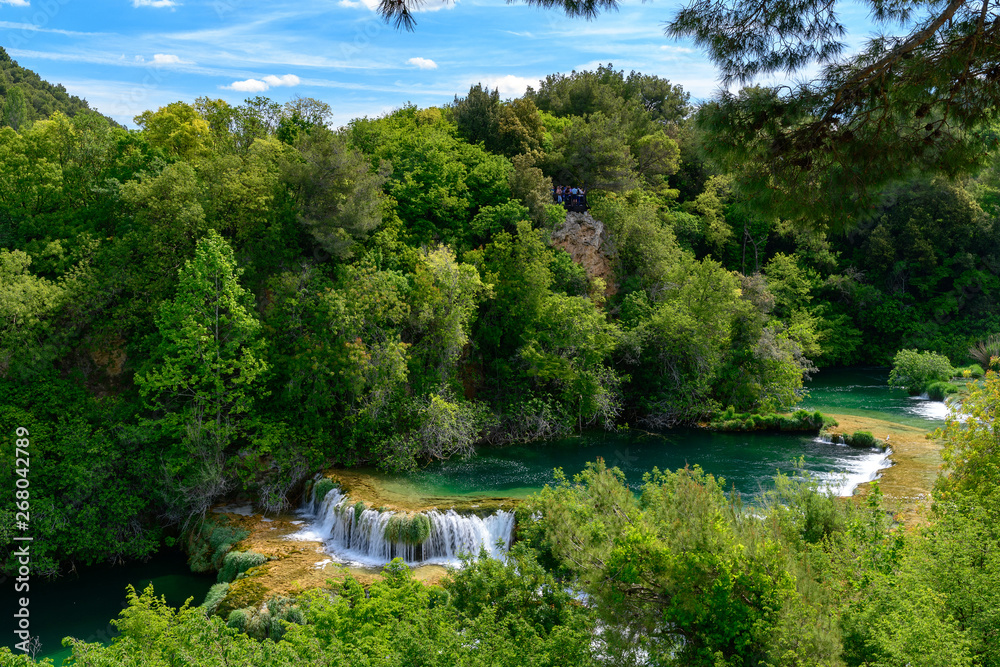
[{"x1": 1, "y1": 59, "x2": 1000, "y2": 665}]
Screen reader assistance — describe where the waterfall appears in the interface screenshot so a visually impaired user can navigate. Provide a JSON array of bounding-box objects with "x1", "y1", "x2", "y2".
[{"x1": 301, "y1": 486, "x2": 515, "y2": 567}]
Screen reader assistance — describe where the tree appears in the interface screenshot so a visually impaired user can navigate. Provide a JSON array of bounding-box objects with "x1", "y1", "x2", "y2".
[
  {"x1": 507, "y1": 152, "x2": 557, "y2": 227},
  {"x1": 0, "y1": 250, "x2": 66, "y2": 377},
  {"x1": 543, "y1": 112, "x2": 638, "y2": 191},
  {"x1": 283, "y1": 127, "x2": 389, "y2": 259},
  {"x1": 134, "y1": 101, "x2": 211, "y2": 161},
  {"x1": 1, "y1": 84, "x2": 29, "y2": 131},
  {"x1": 379, "y1": 0, "x2": 1000, "y2": 224},
  {"x1": 937, "y1": 365, "x2": 1000, "y2": 499},
  {"x1": 137, "y1": 230, "x2": 268, "y2": 517},
  {"x1": 521, "y1": 460, "x2": 797, "y2": 666},
  {"x1": 888, "y1": 348, "x2": 954, "y2": 395},
  {"x1": 410, "y1": 245, "x2": 490, "y2": 388}
]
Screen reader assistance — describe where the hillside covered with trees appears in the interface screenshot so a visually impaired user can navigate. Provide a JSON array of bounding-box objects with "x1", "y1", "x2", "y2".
[
  {"x1": 0, "y1": 48, "x2": 112, "y2": 132},
  {"x1": 2, "y1": 58, "x2": 1000, "y2": 666}
]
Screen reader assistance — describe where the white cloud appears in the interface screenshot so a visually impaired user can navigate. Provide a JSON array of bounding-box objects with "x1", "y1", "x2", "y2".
[
  {"x1": 414, "y1": 0, "x2": 454, "y2": 13},
  {"x1": 151, "y1": 53, "x2": 183, "y2": 65},
  {"x1": 338, "y1": 0, "x2": 379, "y2": 9},
  {"x1": 338, "y1": 0, "x2": 452, "y2": 12},
  {"x1": 408, "y1": 57, "x2": 437, "y2": 70},
  {"x1": 659, "y1": 45, "x2": 695, "y2": 54},
  {"x1": 262, "y1": 73, "x2": 300, "y2": 87},
  {"x1": 224, "y1": 78, "x2": 270, "y2": 92},
  {"x1": 477, "y1": 74, "x2": 535, "y2": 97},
  {"x1": 0, "y1": 0, "x2": 31, "y2": 6},
  {"x1": 132, "y1": 0, "x2": 177, "y2": 7},
  {"x1": 222, "y1": 74, "x2": 299, "y2": 93},
  {"x1": 136, "y1": 53, "x2": 194, "y2": 67}
]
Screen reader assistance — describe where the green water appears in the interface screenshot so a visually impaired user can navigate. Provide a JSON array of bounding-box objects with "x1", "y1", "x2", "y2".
[
  {"x1": 2, "y1": 549, "x2": 214, "y2": 663},
  {"x1": 798, "y1": 366, "x2": 951, "y2": 428},
  {"x1": 375, "y1": 367, "x2": 946, "y2": 503},
  {"x1": 380, "y1": 426, "x2": 884, "y2": 501}
]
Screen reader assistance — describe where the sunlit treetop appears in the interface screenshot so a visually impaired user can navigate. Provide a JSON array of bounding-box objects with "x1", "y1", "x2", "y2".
[{"x1": 379, "y1": 0, "x2": 1000, "y2": 229}]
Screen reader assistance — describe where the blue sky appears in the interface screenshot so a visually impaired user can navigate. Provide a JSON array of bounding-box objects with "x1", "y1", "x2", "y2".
[{"x1": 2, "y1": 0, "x2": 882, "y2": 127}]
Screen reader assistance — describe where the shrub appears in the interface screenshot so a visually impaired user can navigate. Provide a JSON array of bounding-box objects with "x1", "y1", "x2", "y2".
[
  {"x1": 201, "y1": 582, "x2": 230, "y2": 615},
  {"x1": 958, "y1": 364, "x2": 985, "y2": 378},
  {"x1": 226, "y1": 608, "x2": 249, "y2": 632},
  {"x1": 384, "y1": 513, "x2": 432, "y2": 544},
  {"x1": 969, "y1": 334, "x2": 1000, "y2": 369},
  {"x1": 218, "y1": 550, "x2": 269, "y2": 583},
  {"x1": 228, "y1": 596, "x2": 306, "y2": 641},
  {"x1": 313, "y1": 478, "x2": 337, "y2": 504},
  {"x1": 888, "y1": 349, "x2": 954, "y2": 395},
  {"x1": 186, "y1": 517, "x2": 251, "y2": 572},
  {"x1": 707, "y1": 409, "x2": 832, "y2": 432},
  {"x1": 848, "y1": 431, "x2": 877, "y2": 448},
  {"x1": 246, "y1": 607, "x2": 271, "y2": 639},
  {"x1": 353, "y1": 501, "x2": 367, "y2": 522},
  {"x1": 926, "y1": 381, "x2": 959, "y2": 401}
]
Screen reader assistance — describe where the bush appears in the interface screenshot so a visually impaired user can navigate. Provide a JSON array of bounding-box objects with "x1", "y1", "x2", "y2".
[
  {"x1": 384, "y1": 514, "x2": 432, "y2": 544},
  {"x1": 186, "y1": 516, "x2": 252, "y2": 572},
  {"x1": 927, "y1": 381, "x2": 959, "y2": 401},
  {"x1": 888, "y1": 349, "x2": 954, "y2": 395},
  {"x1": 707, "y1": 409, "x2": 831, "y2": 432},
  {"x1": 201, "y1": 582, "x2": 230, "y2": 615},
  {"x1": 313, "y1": 478, "x2": 337, "y2": 504},
  {"x1": 968, "y1": 334, "x2": 1000, "y2": 369},
  {"x1": 847, "y1": 431, "x2": 877, "y2": 448},
  {"x1": 228, "y1": 596, "x2": 305, "y2": 641},
  {"x1": 226, "y1": 608, "x2": 249, "y2": 632},
  {"x1": 218, "y1": 550, "x2": 269, "y2": 583},
  {"x1": 957, "y1": 364, "x2": 985, "y2": 378}
]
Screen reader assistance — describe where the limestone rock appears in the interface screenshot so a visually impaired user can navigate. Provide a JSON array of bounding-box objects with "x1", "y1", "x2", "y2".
[{"x1": 550, "y1": 211, "x2": 618, "y2": 295}]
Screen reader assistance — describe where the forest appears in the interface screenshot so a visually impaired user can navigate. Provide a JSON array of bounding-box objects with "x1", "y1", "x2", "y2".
[{"x1": 2, "y1": 46, "x2": 1000, "y2": 665}]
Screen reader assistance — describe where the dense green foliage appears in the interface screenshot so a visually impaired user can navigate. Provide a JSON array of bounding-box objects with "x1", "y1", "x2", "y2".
[
  {"x1": 706, "y1": 407, "x2": 833, "y2": 432},
  {"x1": 889, "y1": 349, "x2": 955, "y2": 395},
  {"x1": 1, "y1": 59, "x2": 1000, "y2": 583}
]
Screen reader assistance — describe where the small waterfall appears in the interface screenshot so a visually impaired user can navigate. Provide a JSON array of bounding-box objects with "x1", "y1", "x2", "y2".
[
  {"x1": 811, "y1": 436, "x2": 893, "y2": 496},
  {"x1": 300, "y1": 485, "x2": 515, "y2": 567}
]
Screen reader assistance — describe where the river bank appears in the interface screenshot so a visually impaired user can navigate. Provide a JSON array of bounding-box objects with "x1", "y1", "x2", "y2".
[{"x1": 824, "y1": 412, "x2": 943, "y2": 525}]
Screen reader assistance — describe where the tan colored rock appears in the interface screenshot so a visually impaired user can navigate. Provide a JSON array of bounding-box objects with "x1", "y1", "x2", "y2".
[{"x1": 550, "y1": 211, "x2": 618, "y2": 296}]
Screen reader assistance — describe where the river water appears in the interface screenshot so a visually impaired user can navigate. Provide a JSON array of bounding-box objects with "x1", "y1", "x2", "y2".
[
  {"x1": 369, "y1": 368, "x2": 949, "y2": 502},
  {"x1": 4, "y1": 367, "x2": 951, "y2": 661},
  {"x1": 1, "y1": 549, "x2": 215, "y2": 663}
]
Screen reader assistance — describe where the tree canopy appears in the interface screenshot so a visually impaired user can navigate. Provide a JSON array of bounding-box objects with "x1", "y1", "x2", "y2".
[{"x1": 378, "y1": 0, "x2": 1000, "y2": 225}]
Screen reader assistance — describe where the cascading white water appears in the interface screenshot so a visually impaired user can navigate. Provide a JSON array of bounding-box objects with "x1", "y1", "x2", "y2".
[
  {"x1": 300, "y1": 486, "x2": 515, "y2": 567},
  {"x1": 811, "y1": 436, "x2": 893, "y2": 496}
]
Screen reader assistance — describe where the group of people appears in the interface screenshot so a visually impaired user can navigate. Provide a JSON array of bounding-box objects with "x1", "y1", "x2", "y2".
[
  {"x1": 552, "y1": 185, "x2": 587, "y2": 208},
  {"x1": 553, "y1": 185, "x2": 588, "y2": 210}
]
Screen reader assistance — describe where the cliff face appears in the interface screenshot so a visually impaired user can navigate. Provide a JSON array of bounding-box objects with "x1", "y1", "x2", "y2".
[{"x1": 550, "y1": 211, "x2": 618, "y2": 296}]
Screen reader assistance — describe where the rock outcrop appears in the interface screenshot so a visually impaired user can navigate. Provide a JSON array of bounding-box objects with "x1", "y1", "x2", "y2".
[{"x1": 550, "y1": 211, "x2": 618, "y2": 296}]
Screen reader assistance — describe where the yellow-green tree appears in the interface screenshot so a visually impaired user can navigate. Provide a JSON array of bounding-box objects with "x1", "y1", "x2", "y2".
[{"x1": 134, "y1": 101, "x2": 211, "y2": 161}]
